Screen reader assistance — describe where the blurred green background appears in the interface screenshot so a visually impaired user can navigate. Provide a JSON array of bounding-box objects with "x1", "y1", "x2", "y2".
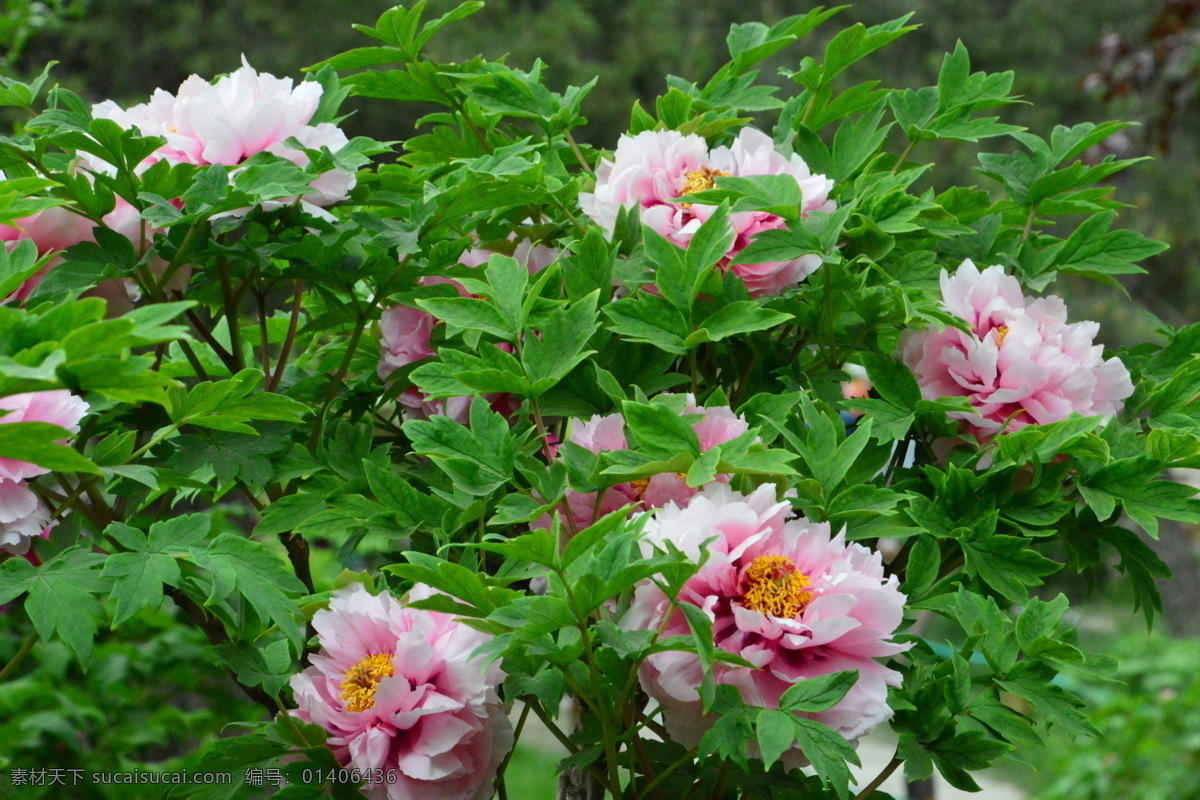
[{"x1": 4, "y1": 1, "x2": 1200, "y2": 798}]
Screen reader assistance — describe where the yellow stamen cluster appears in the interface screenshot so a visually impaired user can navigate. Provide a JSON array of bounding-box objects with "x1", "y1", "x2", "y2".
[
  {"x1": 741, "y1": 554, "x2": 814, "y2": 619},
  {"x1": 680, "y1": 168, "x2": 730, "y2": 208},
  {"x1": 628, "y1": 473, "x2": 689, "y2": 498},
  {"x1": 340, "y1": 653, "x2": 395, "y2": 712},
  {"x1": 994, "y1": 325, "x2": 1010, "y2": 347}
]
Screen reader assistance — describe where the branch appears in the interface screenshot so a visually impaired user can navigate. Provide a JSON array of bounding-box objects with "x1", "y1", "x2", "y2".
[
  {"x1": 163, "y1": 586, "x2": 278, "y2": 715},
  {"x1": 854, "y1": 750, "x2": 902, "y2": 800}
]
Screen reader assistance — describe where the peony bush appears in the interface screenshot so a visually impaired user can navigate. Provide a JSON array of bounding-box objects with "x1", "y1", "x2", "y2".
[{"x1": 0, "y1": 3, "x2": 1196, "y2": 799}]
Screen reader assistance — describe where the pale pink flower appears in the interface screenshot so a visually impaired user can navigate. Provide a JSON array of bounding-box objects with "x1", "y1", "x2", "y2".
[
  {"x1": 0, "y1": 190, "x2": 176, "y2": 307},
  {"x1": 378, "y1": 306, "x2": 439, "y2": 381},
  {"x1": 291, "y1": 583, "x2": 511, "y2": 800},
  {"x1": 538, "y1": 396, "x2": 751, "y2": 531},
  {"x1": 91, "y1": 57, "x2": 355, "y2": 213},
  {"x1": 900, "y1": 259, "x2": 1134, "y2": 439},
  {"x1": 580, "y1": 128, "x2": 834, "y2": 297},
  {"x1": 0, "y1": 391, "x2": 89, "y2": 482},
  {"x1": 623, "y1": 484, "x2": 908, "y2": 762},
  {"x1": 0, "y1": 205, "x2": 96, "y2": 303},
  {"x1": 0, "y1": 479, "x2": 50, "y2": 556}
]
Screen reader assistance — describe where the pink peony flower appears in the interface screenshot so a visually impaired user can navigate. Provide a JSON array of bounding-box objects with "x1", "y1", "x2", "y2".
[
  {"x1": 291, "y1": 583, "x2": 512, "y2": 800},
  {"x1": 91, "y1": 57, "x2": 355, "y2": 214},
  {"x1": 580, "y1": 128, "x2": 834, "y2": 297},
  {"x1": 378, "y1": 306, "x2": 439, "y2": 381},
  {"x1": 0, "y1": 391, "x2": 89, "y2": 482},
  {"x1": 0, "y1": 479, "x2": 50, "y2": 556},
  {"x1": 0, "y1": 187, "x2": 177, "y2": 307},
  {"x1": 0, "y1": 205, "x2": 98, "y2": 303},
  {"x1": 900, "y1": 259, "x2": 1134, "y2": 439},
  {"x1": 622, "y1": 484, "x2": 908, "y2": 762},
  {"x1": 538, "y1": 396, "x2": 751, "y2": 531}
]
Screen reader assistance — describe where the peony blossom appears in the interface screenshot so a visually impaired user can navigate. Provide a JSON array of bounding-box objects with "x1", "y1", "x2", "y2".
[
  {"x1": 91, "y1": 57, "x2": 355, "y2": 214},
  {"x1": 622, "y1": 484, "x2": 908, "y2": 763},
  {"x1": 290, "y1": 583, "x2": 511, "y2": 800},
  {"x1": 0, "y1": 479, "x2": 50, "y2": 556},
  {"x1": 0, "y1": 204, "x2": 97, "y2": 303},
  {"x1": 378, "y1": 240, "x2": 556, "y2": 421},
  {"x1": 537, "y1": 396, "x2": 751, "y2": 531},
  {"x1": 0, "y1": 182, "x2": 176, "y2": 307},
  {"x1": 579, "y1": 128, "x2": 834, "y2": 297},
  {"x1": 900, "y1": 260, "x2": 1134, "y2": 439},
  {"x1": 0, "y1": 391, "x2": 90, "y2": 482}
]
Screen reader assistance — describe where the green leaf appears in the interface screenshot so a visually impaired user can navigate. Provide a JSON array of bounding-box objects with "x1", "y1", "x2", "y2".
[
  {"x1": 524, "y1": 292, "x2": 600, "y2": 392},
  {"x1": 603, "y1": 294, "x2": 691, "y2": 354},
  {"x1": 779, "y1": 670, "x2": 858, "y2": 712},
  {"x1": 16, "y1": 547, "x2": 106, "y2": 666},
  {"x1": 960, "y1": 529, "x2": 1060, "y2": 603},
  {"x1": 903, "y1": 534, "x2": 940, "y2": 598},
  {"x1": 689, "y1": 301, "x2": 792, "y2": 344},
  {"x1": 756, "y1": 709, "x2": 797, "y2": 770},
  {"x1": 190, "y1": 534, "x2": 307, "y2": 649},
  {"x1": 101, "y1": 552, "x2": 181, "y2": 626},
  {"x1": 0, "y1": 421, "x2": 100, "y2": 475},
  {"x1": 482, "y1": 253, "x2": 529, "y2": 333},
  {"x1": 1049, "y1": 210, "x2": 1166, "y2": 280},
  {"x1": 622, "y1": 400, "x2": 701, "y2": 460},
  {"x1": 929, "y1": 731, "x2": 1012, "y2": 792},
  {"x1": 792, "y1": 717, "x2": 859, "y2": 798},
  {"x1": 683, "y1": 203, "x2": 737, "y2": 274},
  {"x1": 403, "y1": 399, "x2": 515, "y2": 496},
  {"x1": 417, "y1": 296, "x2": 514, "y2": 340},
  {"x1": 679, "y1": 602, "x2": 716, "y2": 671}
]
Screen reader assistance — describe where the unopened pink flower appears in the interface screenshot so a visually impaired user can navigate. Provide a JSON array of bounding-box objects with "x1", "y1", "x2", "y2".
[
  {"x1": 900, "y1": 259, "x2": 1134, "y2": 438},
  {"x1": 291, "y1": 583, "x2": 511, "y2": 800},
  {"x1": 91, "y1": 57, "x2": 355, "y2": 213},
  {"x1": 623, "y1": 484, "x2": 908, "y2": 762},
  {"x1": 538, "y1": 395, "x2": 751, "y2": 531},
  {"x1": 580, "y1": 128, "x2": 834, "y2": 297},
  {"x1": 0, "y1": 391, "x2": 89, "y2": 482}
]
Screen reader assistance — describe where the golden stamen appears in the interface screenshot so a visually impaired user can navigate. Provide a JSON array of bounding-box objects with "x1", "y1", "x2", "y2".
[
  {"x1": 340, "y1": 653, "x2": 394, "y2": 712},
  {"x1": 741, "y1": 554, "x2": 814, "y2": 619}
]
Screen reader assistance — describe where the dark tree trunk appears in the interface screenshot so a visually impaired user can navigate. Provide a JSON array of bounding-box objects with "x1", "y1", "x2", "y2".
[
  {"x1": 906, "y1": 777, "x2": 936, "y2": 799},
  {"x1": 555, "y1": 768, "x2": 603, "y2": 800}
]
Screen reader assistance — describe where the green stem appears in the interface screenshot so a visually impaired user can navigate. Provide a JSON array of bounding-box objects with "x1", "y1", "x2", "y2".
[
  {"x1": 562, "y1": 575, "x2": 624, "y2": 798},
  {"x1": 178, "y1": 339, "x2": 210, "y2": 381},
  {"x1": 153, "y1": 220, "x2": 202, "y2": 298},
  {"x1": 131, "y1": 422, "x2": 182, "y2": 462},
  {"x1": 565, "y1": 131, "x2": 593, "y2": 174},
  {"x1": 183, "y1": 307, "x2": 238, "y2": 371},
  {"x1": 274, "y1": 695, "x2": 315, "y2": 748},
  {"x1": 494, "y1": 702, "x2": 532, "y2": 800},
  {"x1": 254, "y1": 286, "x2": 272, "y2": 382},
  {"x1": 892, "y1": 140, "x2": 917, "y2": 173},
  {"x1": 854, "y1": 750, "x2": 902, "y2": 800},
  {"x1": 0, "y1": 632, "x2": 38, "y2": 683},
  {"x1": 633, "y1": 746, "x2": 698, "y2": 800},
  {"x1": 217, "y1": 257, "x2": 246, "y2": 371},
  {"x1": 1020, "y1": 205, "x2": 1038, "y2": 243},
  {"x1": 308, "y1": 298, "x2": 371, "y2": 451},
  {"x1": 269, "y1": 280, "x2": 304, "y2": 391},
  {"x1": 527, "y1": 700, "x2": 614, "y2": 792}
]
